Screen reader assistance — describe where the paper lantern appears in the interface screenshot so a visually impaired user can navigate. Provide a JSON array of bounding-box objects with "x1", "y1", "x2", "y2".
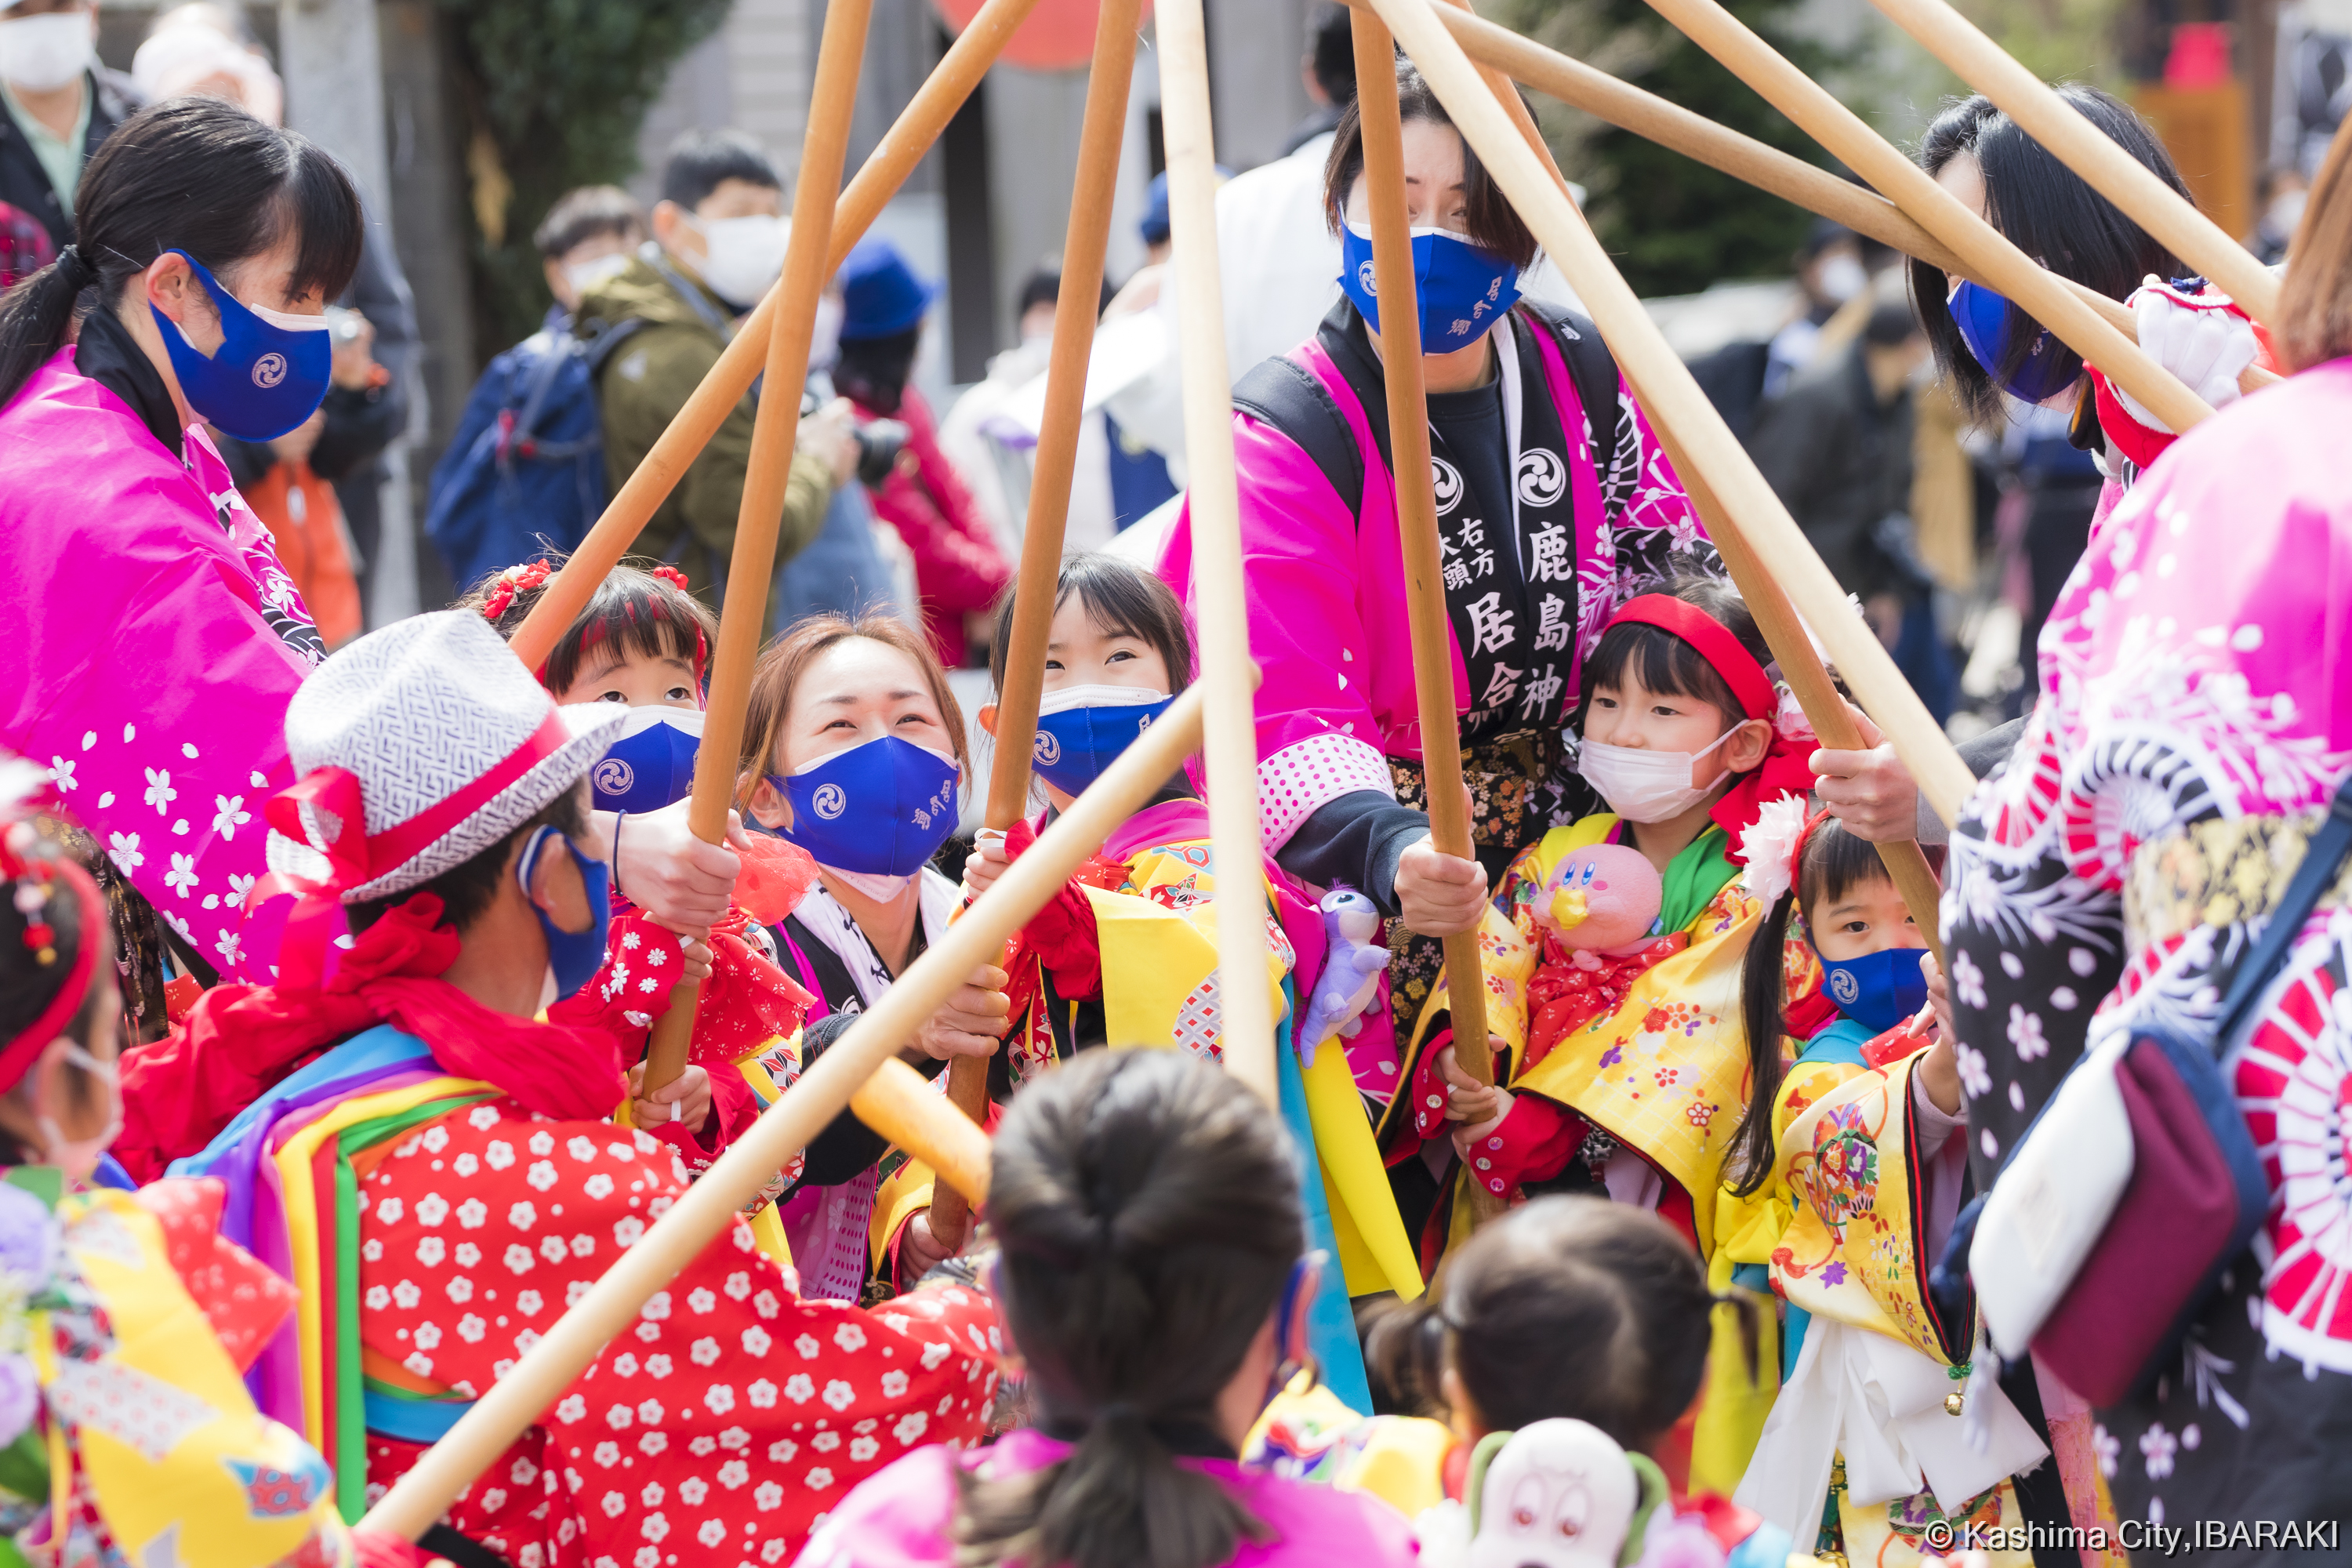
[{"x1": 931, "y1": 0, "x2": 1156, "y2": 73}]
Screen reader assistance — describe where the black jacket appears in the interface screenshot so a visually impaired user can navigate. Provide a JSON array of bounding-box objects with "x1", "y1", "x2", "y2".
[
  {"x1": 1743, "y1": 339, "x2": 1915, "y2": 596},
  {"x1": 0, "y1": 67, "x2": 139, "y2": 254}
]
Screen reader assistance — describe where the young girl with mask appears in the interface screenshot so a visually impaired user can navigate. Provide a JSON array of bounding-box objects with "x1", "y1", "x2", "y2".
[
  {"x1": 960, "y1": 554, "x2": 1320, "y2": 1080},
  {"x1": 803, "y1": 1048, "x2": 1419, "y2": 1568},
  {"x1": 1406, "y1": 580, "x2": 1810, "y2": 1242},
  {"x1": 466, "y1": 557, "x2": 820, "y2": 1197},
  {"x1": 735, "y1": 614, "x2": 1011, "y2": 1301},
  {"x1": 1717, "y1": 809, "x2": 2096, "y2": 1567},
  {"x1": 0, "y1": 759, "x2": 403, "y2": 1567}
]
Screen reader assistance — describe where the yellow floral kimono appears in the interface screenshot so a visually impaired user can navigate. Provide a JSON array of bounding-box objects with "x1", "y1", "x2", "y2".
[
  {"x1": 1734, "y1": 1053, "x2": 2049, "y2": 1568},
  {"x1": 9, "y1": 1178, "x2": 358, "y2": 1567}
]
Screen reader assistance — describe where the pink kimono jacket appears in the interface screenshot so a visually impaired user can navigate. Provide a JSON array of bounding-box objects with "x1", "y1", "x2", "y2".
[
  {"x1": 0, "y1": 343, "x2": 321, "y2": 978},
  {"x1": 1944, "y1": 356, "x2": 2352, "y2": 1537},
  {"x1": 1156, "y1": 303, "x2": 1709, "y2": 850}
]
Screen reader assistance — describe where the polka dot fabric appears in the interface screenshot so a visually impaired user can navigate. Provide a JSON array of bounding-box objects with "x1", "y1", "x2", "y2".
[{"x1": 356, "y1": 1098, "x2": 999, "y2": 1566}]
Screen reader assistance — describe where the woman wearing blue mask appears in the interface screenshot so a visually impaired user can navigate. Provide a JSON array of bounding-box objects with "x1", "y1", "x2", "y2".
[
  {"x1": 1156, "y1": 54, "x2": 1720, "y2": 1237},
  {"x1": 0, "y1": 98, "x2": 742, "y2": 1039},
  {"x1": 735, "y1": 613, "x2": 1011, "y2": 1299}
]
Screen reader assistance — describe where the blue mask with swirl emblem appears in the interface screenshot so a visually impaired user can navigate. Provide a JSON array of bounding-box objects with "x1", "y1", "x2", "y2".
[
  {"x1": 1030, "y1": 684, "x2": 1173, "y2": 796},
  {"x1": 589, "y1": 706, "x2": 704, "y2": 815},
  {"x1": 1816, "y1": 946, "x2": 1929, "y2": 1035},
  {"x1": 765, "y1": 734, "x2": 961, "y2": 876},
  {"x1": 150, "y1": 249, "x2": 333, "y2": 441}
]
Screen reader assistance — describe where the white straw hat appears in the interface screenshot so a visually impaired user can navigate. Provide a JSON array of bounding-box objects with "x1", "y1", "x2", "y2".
[{"x1": 264, "y1": 611, "x2": 626, "y2": 902}]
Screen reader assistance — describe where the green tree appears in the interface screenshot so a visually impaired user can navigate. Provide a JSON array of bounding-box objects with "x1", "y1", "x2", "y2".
[
  {"x1": 1490, "y1": 0, "x2": 1849, "y2": 298},
  {"x1": 437, "y1": 0, "x2": 735, "y2": 357}
]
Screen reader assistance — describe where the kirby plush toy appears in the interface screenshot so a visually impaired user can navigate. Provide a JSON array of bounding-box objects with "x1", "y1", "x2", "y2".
[
  {"x1": 1533, "y1": 844, "x2": 1663, "y2": 965},
  {"x1": 1404, "y1": 1417, "x2": 1680, "y2": 1568},
  {"x1": 1299, "y1": 887, "x2": 1389, "y2": 1064}
]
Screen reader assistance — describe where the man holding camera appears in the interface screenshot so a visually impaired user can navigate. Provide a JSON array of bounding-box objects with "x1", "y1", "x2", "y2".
[{"x1": 578, "y1": 129, "x2": 853, "y2": 618}]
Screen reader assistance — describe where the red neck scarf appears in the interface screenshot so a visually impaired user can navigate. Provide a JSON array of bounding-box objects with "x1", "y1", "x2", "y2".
[{"x1": 116, "y1": 894, "x2": 626, "y2": 1182}]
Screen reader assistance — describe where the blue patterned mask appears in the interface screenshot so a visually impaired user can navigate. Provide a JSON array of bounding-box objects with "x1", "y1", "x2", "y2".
[
  {"x1": 1817, "y1": 946, "x2": 1929, "y2": 1035},
  {"x1": 766, "y1": 735, "x2": 960, "y2": 877},
  {"x1": 1338, "y1": 222, "x2": 1520, "y2": 353},
  {"x1": 150, "y1": 249, "x2": 332, "y2": 441}
]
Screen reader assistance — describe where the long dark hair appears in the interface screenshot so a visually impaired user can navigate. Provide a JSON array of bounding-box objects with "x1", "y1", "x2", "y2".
[
  {"x1": 1724, "y1": 815, "x2": 1889, "y2": 1196},
  {"x1": 956, "y1": 1050, "x2": 1303, "y2": 1568},
  {"x1": 1909, "y1": 87, "x2": 2189, "y2": 425},
  {"x1": 461, "y1": 555, "x2": 718, "y2": 700},
  {"x1": 1322, "y1": 56, "x2": 1538, "y2": 269},
  {"x1": 1362, "y1": 1196, "x2": 1753, "y2": 1451},
  {"x1": 0, "y1": 97, "x2": 363, "y2": 411}
]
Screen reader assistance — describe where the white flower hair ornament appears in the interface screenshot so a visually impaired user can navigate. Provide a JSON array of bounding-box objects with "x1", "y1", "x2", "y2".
[{"x1": 1738, "y1": 794, "x2": 1816, "y2": 909}]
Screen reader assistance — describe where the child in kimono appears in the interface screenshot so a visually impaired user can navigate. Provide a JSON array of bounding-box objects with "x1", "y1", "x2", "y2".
[
  {"x1": 1719, "y1": 807, "x2": 2112, "y2": 1566},
  {"x1": 960, "y1": 552, "x2": 1316, "y2": 1080},
  {"x1": 1410, "y1": 579, "x2": 1815, "y2": 1261},
  {"x1": 468, "y1": 557, "x2": 819, "y2": 1193}
]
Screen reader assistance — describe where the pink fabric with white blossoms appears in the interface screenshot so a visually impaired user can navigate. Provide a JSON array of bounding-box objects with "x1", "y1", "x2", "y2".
[
  {"x1": 1943, "y1": 358, "x2": 2352, "y2": 1533},
  {"x1": 0, "y1": 346, "x2": 321, "y2": 977}
]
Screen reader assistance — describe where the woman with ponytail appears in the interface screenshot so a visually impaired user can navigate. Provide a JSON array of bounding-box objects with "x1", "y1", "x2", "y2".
[{"x1": 800, "y1": 1048, "x2": 1417, "y2": 1568}]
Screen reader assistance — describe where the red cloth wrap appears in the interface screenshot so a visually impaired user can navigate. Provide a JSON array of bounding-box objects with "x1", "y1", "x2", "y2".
[
  {"x1": 115, "y1": 892, "x2": 629, "y2": 1182},
  {"x1": 1523, "y1": 935, "x2": 1688, "y2": 1073},
  {"x1": 997, "y1": 816, "x2": 1121, "y2": 1018}
]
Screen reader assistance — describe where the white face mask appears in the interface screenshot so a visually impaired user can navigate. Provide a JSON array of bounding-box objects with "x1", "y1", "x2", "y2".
[
  {"x1": 1815, "y1": 252, "x2": 1867, "y2": 307},
  {"x1": 564, "y1": 252, "x2": 630, "y2": 299},
  {"x1": 1576, "y1": 728, "x2": 1738, "y2": 824},
  {"x1": 826, "y1": 867, "x2": 915, "y2": 903},
  {"x1": 684, "y1": 212, "x2": 789, "y2": 308},
  {"x1": 0, "y1": 11, "x2": 95, "y2": 94},
  {"x1": 37, "y1": 1041, "x2": 120, "y2": 1184}
]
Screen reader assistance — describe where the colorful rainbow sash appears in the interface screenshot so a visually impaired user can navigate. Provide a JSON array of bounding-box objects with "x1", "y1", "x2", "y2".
[{"x1": 176, "y1": 1024, "x2": 499, "y2": 1523}]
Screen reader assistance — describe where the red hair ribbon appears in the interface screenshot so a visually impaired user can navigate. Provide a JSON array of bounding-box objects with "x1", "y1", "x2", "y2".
[{"x1": 1603, "y1": 594, "x2": 1776, "y2": 720}]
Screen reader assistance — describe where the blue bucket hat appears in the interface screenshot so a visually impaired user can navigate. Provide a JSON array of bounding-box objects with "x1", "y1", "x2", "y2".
[{"x1": 838, "y1": 237, "x2": 940, "y2": 340}]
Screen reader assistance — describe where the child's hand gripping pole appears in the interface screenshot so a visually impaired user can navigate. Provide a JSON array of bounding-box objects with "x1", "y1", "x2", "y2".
[{"x1": 927, "y1": 0, "x2": 1149, "y2": 1261}]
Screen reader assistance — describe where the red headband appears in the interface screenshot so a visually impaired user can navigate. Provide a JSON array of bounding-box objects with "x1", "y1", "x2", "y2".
[
  {"x1": 1603, "y1": 594, "x2": 1775, "y2": 721},
  {"x1": 0, "y1": 858, "x2": 104, "y2": 1092}
]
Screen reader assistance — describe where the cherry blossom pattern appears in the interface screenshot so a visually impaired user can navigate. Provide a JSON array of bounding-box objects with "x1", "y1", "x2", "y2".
[{"x1": 358, "y1": 1097, "x2": 997, "y2": 1567}]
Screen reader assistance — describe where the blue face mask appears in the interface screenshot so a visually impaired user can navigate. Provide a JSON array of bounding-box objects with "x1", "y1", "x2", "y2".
[
  {"x1": 1946, "y1": 280, "x2": 2078, "y2": 405},
  {"x1": 1338, "y1": 222, "x2": 1521, "y2": 354},
  {"x1": 1030, "y1": 684, "x2": 1173, "y2": 797},
  {"x1": 765, "y1": 734, "x2": 961, "y2": 877},
  {"x1": 590, "y1": 706, "x2": 705, "y2": 815},
  {"x1": 515, "y1": 826, "x2": 612, "y2": 1002},
  {"x1": 149, "y1": 249, "x2": 333, "y2": 441},
  {"x1": 1817, "y1": 945, "x2": 1929, "y2": 1035}
]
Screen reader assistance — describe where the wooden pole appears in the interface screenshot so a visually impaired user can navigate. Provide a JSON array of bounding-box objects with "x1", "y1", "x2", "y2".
[
  {"x1": 1366, "y1": 0, "x2": 1979, "y2": 827},
  {"x1": 1348, "y1": 10, "x2": 1503, "y2": 1226},
  {"x1": 1362, "y1": 0, "x2": 2278, "y2": 394},
  {"x1": 1864, "y1": 0, "x2": 2282, "y2": 330},
  {"x1": 1621, "y1": 0, "x2": 2211, "y2": 437},
  {"x1": 639, "y1": 0, "x2": 874, "y2": 1095},
  {"x1": 1430, "y1": 2, "x2": 1953, "y2": 944},
  {"x1": 1648, "y1": 430, "x2": 1951, "y2": 963},
  {"x1": 506, "y1": 0, "x2": 1047, "y2": 671},
  {"x1": 931, "y1": 0, "x2": 1145, "y2": 1254},
  {"x1": 357, "y1": 681, "x2": 1229, "y2": 1542},
  {"x1": 1156, "y1": 0, "x2": 1279, "y2": 1108}
]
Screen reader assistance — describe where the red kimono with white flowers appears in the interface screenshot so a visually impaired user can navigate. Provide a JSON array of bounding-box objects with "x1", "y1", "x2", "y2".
[{"x1": 354, "y1": 1097, "x2": 998, "y2": 1567}]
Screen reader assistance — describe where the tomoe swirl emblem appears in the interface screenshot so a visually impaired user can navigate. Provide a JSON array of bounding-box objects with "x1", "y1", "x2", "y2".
[
  {"x1": 252, "y1": 351, "x2": 289, "y2": 389},
  {"x1": 811, "y1": 782, "x2": 848, "y2": 820}
]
